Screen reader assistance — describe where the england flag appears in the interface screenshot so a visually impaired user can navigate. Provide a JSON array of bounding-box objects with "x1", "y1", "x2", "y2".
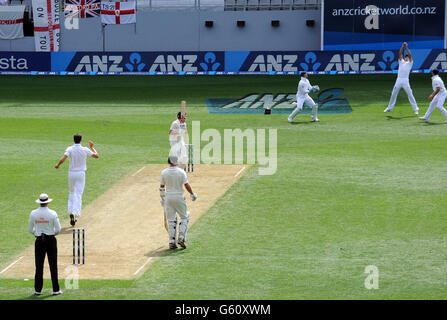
[
  {"x1": 64, "y1": 0, "x2": 101, "y2": 19},
  {"x1": 0, "y1": 6, "x2": 25, "y2": 40},
  {"x1": 32, "y1": 0, "x2": 60, "y2": 52},
  {"x1": 101, "y1": 1, "x2": 136, "y2": 25}
]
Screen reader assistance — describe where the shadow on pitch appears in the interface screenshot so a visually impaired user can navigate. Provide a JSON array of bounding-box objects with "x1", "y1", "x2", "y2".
[
  {"x1": 60, "y1": 226, "x2": 76, "y2": 234},
  {"x1": 145, "y1": 245, "x2": 187, "y2": 258}
]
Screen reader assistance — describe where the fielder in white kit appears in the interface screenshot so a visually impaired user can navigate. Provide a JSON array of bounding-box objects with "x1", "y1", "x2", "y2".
[
  {"x1": 288, "y1": 71, "x2": 320, "y2": 123},
  {"x1": 55, "y1": 134, "x2": 99, "y2": 226},
  {"x1": 160, "y1": 155, "x2": 197, "y2": 249},
  {"x1": 169, "y1": 112, "x2": 188, "y2": 170},
  {"x1": 419, "y1": 69, "x2": 447, "y2": 123},
  {"x1": 384, "y1": 42, "x2": 419, "y2": 115}
]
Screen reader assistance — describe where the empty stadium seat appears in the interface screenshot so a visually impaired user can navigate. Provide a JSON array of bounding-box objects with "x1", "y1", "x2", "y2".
[
  {"x1": 292, "y1": 0, "x2": 305, "y2": 10},
  {"x1": 270, "y1": 0, "x2": 282, "y2": 10},
  {"x1": 281, "y1": 0, "x2": 292, "y2": 10},
  {"x1": 224, "y1": 0, "x2": 237, "y2": 10},
  {"x1": 234, "y1": 0, "x2": 245, "y2": 11},
  {"x1": 246, "y1": 0, "x2": 259, "y2": 11},
  {"x1": 258, "y1": 0, "x2": 270, "y2": 10},
  {"x1": 305, "y1": 0, "x2": 319, "y2": 10}
]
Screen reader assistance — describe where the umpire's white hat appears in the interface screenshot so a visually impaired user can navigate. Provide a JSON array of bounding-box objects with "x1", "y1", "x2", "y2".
[
  {"x1": 36, "y1": 193, "x2": 53, "y2": 204},
  {"x1": 168, "y1": 155, "x2": 178, "y2": 165}
]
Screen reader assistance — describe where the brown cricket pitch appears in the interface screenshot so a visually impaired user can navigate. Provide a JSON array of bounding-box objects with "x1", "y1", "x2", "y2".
[{"x1": 0, "y1": 164, "x2": 247, "y2": 280}]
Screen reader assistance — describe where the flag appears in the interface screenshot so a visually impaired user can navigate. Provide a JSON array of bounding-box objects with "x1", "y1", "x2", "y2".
[
  {"x1": 32, "y1": 0, "x2": 61, "y2": 52},
  {"x1": 101, "y1": 1, "x2": 136, "y2": 25},
  {"x1": 0, "y1": 6, "x2": 25, "y2": 40},
  {"x1": 64, "y1": 0, "x2": 100, "y2": 19}
]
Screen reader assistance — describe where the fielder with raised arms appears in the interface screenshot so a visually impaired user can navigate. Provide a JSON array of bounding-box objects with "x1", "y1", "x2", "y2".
[
  {"x1": 160, "y1": 155, "x2": 197, "y2": 250},
  {"x1": 384, "y1": 42, "x2": 419, "y2": 115},
  {"x1": 55, "y1": 134, "x2": 99, "y2": 226},
  {"x1": 288, "y1": 71, "x2": 320, "y2": 123}
]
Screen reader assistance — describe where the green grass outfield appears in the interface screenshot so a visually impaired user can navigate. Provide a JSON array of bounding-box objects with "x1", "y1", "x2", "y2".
[{"x1": 0, "y1": 74, "x2": 446, "y2": 300}]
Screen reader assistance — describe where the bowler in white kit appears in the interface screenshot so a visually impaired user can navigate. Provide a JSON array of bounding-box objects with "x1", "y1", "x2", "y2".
[
  {"x1": 55, "y1": 133, "x2": 99, "y2": 226},
  {"x1": 160, "y1": 155, "x2": 197, "y2": 249},
  {"x1": 419, "y1": 69, "x2": 447, "y2": 123},
  {"x1": 288, "y1": 71, "x2": 320, "y2": 123},
  {"x1": 384, "y1": 42, "x2": 419, "y2": 115}
]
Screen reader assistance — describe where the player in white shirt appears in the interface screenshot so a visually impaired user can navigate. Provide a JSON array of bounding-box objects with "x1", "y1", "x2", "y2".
[
  {"x1": 288, "y1": 71, "x2": 320, "y2": 123},
  {"x1": 384, "y1": 42, "x2": 419, "y2": 115},
  {"x1": 169, "y1": 112, "x2": 188, "y2": 170},
  {"x1": 28, "y1": 193, "x2": 62, "y2": 295},
  {"x1": 419, "y1": 69, "x2": 447, "y2": 123},
  {"x1": 55, "y1": 134, "x2": 99, "y2": 226},
  {"x1": 160, "y1": 155, "x2": 197, "y2": 249}
]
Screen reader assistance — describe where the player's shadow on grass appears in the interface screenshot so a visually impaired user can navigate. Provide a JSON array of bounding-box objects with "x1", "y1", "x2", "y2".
[
  {"x1": 22, "y1": 293, "x2": 59, "y2": 300},
  {"x1": 421, "y1": 122, "x2": 445, "y2": 126},
  {"x1": 289, "y1": 121, "x2": 315, "y2": 125},
  {"x1": 386, "y1": 115, "x2": 415, "y2": 120}
]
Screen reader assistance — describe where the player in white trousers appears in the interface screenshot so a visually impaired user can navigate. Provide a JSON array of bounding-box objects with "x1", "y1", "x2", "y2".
[
  {"x1": 384, "y1": 42, "x2": 419, "y2": 115},
  {"x1": 55, "y1": 134, "x2": 99, "y2": 226},
  {"x1": 288, "y1": 71, "x2": 320, "y2": 123},
  {"x1": 419, "y1": 69, "x2": 447, "y2": 123},
  {"x1": 160, "y1": 155, "x2": 197, "y2": 249},
  {"x1": 169, "y1": 112, "x2": 188, "y2": 171}
]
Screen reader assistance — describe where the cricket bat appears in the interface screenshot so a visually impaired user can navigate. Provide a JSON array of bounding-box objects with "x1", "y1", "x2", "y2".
[
  {"x1": 163, "y1": 211, "x2": 168, "y2": 232},
  {"x1": 161, "y1": 201, "x2": 168, "y2": 232},
  {"x1": 181, "y1": 100, "x2": 186, "y2": 118}
]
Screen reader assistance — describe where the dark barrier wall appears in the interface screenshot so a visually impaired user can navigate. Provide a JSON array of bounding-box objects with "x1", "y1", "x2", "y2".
[
  {"x1": 323, "y1": 0, "x2": 445, "y2": 50},
  {"x1": 2, "y1": 49, "x2": 447, "y2": 74}
]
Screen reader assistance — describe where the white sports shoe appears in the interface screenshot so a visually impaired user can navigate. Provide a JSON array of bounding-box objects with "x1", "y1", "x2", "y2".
[
  {"x1": 34, "y1": 291, "x2": 41, "y2": 296},
  {"x1": 419, "y1": 117, "x2": 428, "y2": 121},
  {"x1": 52, "y1": 290, "x2": 63, "y2": 295},
  {"x1": 415, "y1": 111, "x2": 419, "y2": 115},
  {"x1": 384, "y1": 108, "x2": 391, "y2": 113},
  {"x1": 287, "y1": 117, "x2": 293, "y2": 123},
  {"x1": 312, "y1": 118, "x2": 320, "y2": 122}
]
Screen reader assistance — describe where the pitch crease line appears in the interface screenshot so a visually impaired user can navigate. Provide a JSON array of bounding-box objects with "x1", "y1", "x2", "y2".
[
  {"x1": 0, "y1": 256, "x2": 23, "y2": 274},
  {"x1": 234, "y1": 166, "x2": 246, "y2": 178},
  {"x1": 134, "y1": 257, "x2": 153, "y2": 276},
  {"x1": 132, "y1": 165, "x2": 147, "y2": 177}
]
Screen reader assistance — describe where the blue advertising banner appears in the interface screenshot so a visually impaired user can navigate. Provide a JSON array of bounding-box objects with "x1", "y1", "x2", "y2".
[
  {"x1": 51, "y1": 51, "x2": 225, "y2": 73},
  {"x1": 0, "y1": 49, "x2": 446, "y2": 75},
  {"x1": 323, "y1": 0, "x2": 445, "y2": 50},
  {"x1": 0, "y1": 52, "x2": 50, "y2": 72},
  {"x1": 226, "y1": 50, "x2": 430, "y2": 73}
]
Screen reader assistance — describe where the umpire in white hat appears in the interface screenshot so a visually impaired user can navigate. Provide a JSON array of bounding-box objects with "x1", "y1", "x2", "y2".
[{"x1": 28, "y1": 193, "x2": 62, "y2": 296}]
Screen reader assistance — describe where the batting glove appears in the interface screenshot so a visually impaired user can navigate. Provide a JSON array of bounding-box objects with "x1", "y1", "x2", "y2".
[{"x1": 190, "y1": 193, "x2": 198, "y2": 201}]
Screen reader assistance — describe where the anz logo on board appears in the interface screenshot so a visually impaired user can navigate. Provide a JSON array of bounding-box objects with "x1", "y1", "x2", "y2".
[{"x1": 72, "y1": 52, "x2": 223, "y2": 72}]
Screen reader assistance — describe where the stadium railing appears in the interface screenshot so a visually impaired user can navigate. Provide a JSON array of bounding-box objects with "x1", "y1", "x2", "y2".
[
  {"x1": 223, "y1": 0, "x2": 321, "y2": 11},
  {"x1": 135, "y1": 0, "x2": 321, "y2": 11}
]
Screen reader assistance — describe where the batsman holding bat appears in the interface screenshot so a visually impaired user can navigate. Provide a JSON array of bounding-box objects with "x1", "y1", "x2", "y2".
[
  {"x1": 160, "y1": 155, "x2": 197, "y2": 250},
  {"x1": 169, "y1": 101, "x2": 188, "y2": 171}
]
